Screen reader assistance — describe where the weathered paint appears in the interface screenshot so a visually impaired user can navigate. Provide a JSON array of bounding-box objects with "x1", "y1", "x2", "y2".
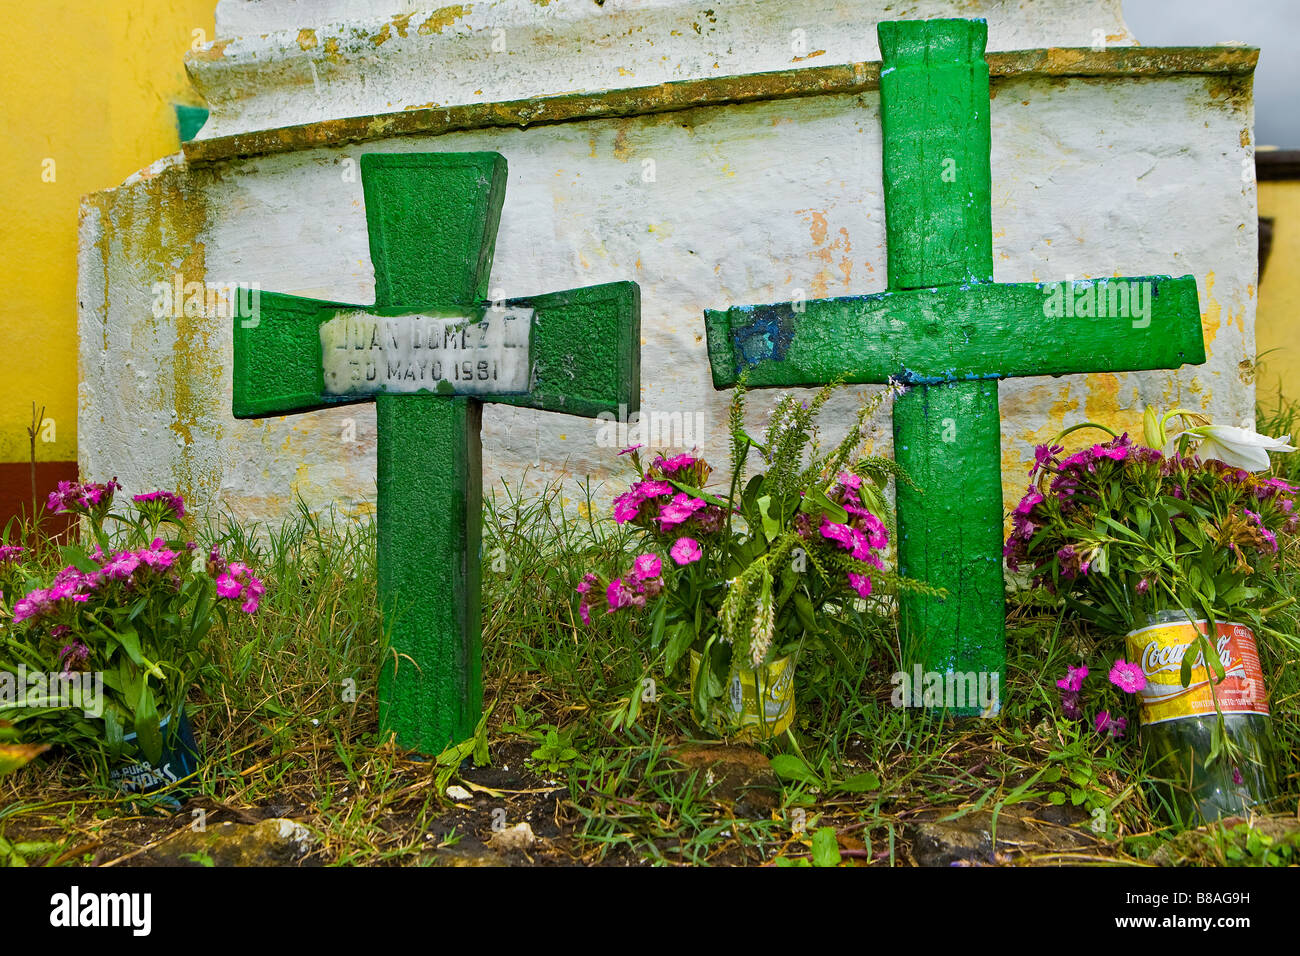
[
  {"x1": 231, "y1": 153, "x2": 639, "y2": 753},
  {"x1": 79, "y1": 2, "x2": 1258, "y2": 541},
  {"x1": 192, "y1": 0, "x2": 1148, "y2": 150}
]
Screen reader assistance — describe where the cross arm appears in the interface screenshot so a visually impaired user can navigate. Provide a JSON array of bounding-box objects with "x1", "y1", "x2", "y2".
[
  {"x1": 232, "y1": 281, "x2": 639, "y2": 420},
  {"x1": 491, "y1": 280, "x2": 640, "y2": 420},
  {"x1": 703, "y1": 275, "x2": 1204, "y2": 388}
]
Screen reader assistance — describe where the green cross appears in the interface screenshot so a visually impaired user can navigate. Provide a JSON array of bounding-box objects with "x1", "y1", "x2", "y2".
[
  {"x1": 233, "y1": 153, "x2": 640, "y2": 752},
  {"x1": 703, "y1": 18, "x2": 1206, "y2": 709}
]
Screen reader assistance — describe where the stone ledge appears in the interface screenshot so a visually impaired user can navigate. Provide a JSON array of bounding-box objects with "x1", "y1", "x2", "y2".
[{"x1": 184, "y1": 46, "x2": 1257, "y2": 166}]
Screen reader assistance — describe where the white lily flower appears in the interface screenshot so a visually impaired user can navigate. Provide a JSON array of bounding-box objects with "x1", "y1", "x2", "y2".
[{"x1": 1164, "y1": 423, "x2": 1296, "y2": 472}]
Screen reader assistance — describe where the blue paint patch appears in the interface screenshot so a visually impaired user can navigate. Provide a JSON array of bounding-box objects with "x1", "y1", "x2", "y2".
[
  {"x1": 895, "y1": 366, "x2": 1007, "y2": 386},
  {"x1": 731, "y1": 303, "x2": 798, "y2": 372}
]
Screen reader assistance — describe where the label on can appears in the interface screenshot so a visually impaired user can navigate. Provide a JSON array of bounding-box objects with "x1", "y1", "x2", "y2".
[{"x1": 1125, "y1": 619, "x2": 1269, "y2": 726}]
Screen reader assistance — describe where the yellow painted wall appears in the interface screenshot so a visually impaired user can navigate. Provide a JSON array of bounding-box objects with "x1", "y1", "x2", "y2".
[
  {"x1": 0, "y1": 1, "x2": 215, "y2": 465},
  {"x1": 1257, "y1": 179, "x2": 1300, "y2": 403}
]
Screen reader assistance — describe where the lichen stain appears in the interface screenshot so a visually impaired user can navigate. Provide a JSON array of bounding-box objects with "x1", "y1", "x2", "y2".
[
  {"x1": 370, "y1": 23, "x2": 392, "y2": 47},
  {"x1": 612, "y1": 126, "x2": 632, "y2": 162},
  {"x1": 296, "y1": 29, "x2": 318, "y2": 51},
  {"x1": 1001, "y1": 382, "x2": 1079, "y2": 514},
  {"x1": 189, "y1": 40, "x2": 230, "y2": 62},
  {"x1": 1201, "y1": 271, "x2": 1221, "y2": 350},
  {"x1": 323, "y1": 38, "x2": 344, "y2": 63},
  {"x1": 104, "y1": 164, "x2": 221, "y2": 510},
  {"x1": 392, "y1": 12, "x2": 414, "y2": 37},
  {"x1": 419, "y1": 5, "x2": 472, "y2": 35}
]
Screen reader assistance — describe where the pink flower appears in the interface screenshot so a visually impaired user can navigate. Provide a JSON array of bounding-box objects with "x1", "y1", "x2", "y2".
[
  {"x1": 613, "y1": 491, "x2": 643, "y2": 524},
  {"x1": 214, "y1": 561, "x2": 265, "y2": 613},
  {"x1": 1029, "y1": 443, "x2": 1064, "y2": 479},
  {"x1": 837, "y1": 471, "x2": 862, "y2": 492},
  {"x1": 103, "y1": 551, "x2": 142, "y2": 581},
  {"x1": 605, "y1": 578, "x2": 644, "y2": 611},
  {"x1": 215, "y1": 573, "x2": 242, "y2": 599},
  {"x1": 12, "y1": 588, "x2": 53, "y2": 623},
  {"x1": 819, "y1": 519, "x2": 855, "y2": 550},
  {"x1": 1056, "y1": 664, "x2": 1088, "y2": 693},
  {"x1": 634, "y1": 480, "x2": 674, "y2": 498},
  {"x1": 140, "y1": 539, "x2": 178, "y2": 570},
  {"x1": 132, "y1": 490, "x2": 186, "y2": 519},
  {"x1": 657, "y1": 493, "x2": 706, "y2": 529},
  {"x1": 632, "y1": 553, "x2": 662, "y2": 580},
  {"x1": 1108, "y1": 659, "x2": 1146, "y2": 694},
  {"x1": 670, "y1": 538, "x2": 702, "y2": 565},
  {"x1": 847, "y1": 572, "x2": 872, "y2": 599},
  {"x1": 655, "y1": 454, "x2": 697, "y2": 474},
  {"x1": 618, "y1": 444, "x2": 644, "y2": 456},
  {"x1": 0, "y1": 545, "x2": 23, "y2": 562},
  {"x1": 1015, "y1": 488, "x2": 1044, "y2": 515}
]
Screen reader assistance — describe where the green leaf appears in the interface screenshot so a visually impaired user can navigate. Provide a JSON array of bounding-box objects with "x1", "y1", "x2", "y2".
[
  {"x1": 665, "y1": 622, "x2": 694, "y2": 672},
  {"x1": 770, "y1": 754, "x2": 821, "y2": 785},
  {"x1": 648, "y1": 598, "x2": 668, "y2": 651},
  {"x1": 1047, "y1": 791, "x2": 1067, "y2": 805},
  {"x1": 59, "y1": 545, "x2": 101, "y2": 574},
  {"x1": 756, "y1": 495, "x2": 781, "y2": 540},
  {"x1": 793, "y1": 591, "x2": 818, "y2": 633},
  {"x1": 834, "y1": 771, "x2": 881, "y2": 793},
  {"x1": 810, "y1": 827, "x2": 841, "y2": 867},
  {"x1": 799, "y1": 487, "x2": 848, "y2": 525},
  {"x1": 134, "y1": 687, "x2": 163, "y2": 766},
  {"x1": 664, "y1": 480, "x2": 728, "y2": 508}
]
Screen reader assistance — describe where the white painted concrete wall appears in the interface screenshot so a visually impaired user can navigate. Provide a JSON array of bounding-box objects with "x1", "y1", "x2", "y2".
[{"x1": 79, "y1": 0, "x2": 1257, "y2": 528}]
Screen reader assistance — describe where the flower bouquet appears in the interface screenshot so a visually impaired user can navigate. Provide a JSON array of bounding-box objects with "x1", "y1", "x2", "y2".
[
  {"x1": 1005, "y1": 408, "x2": 1297, "y2": 821},
  {"x1": 578, "y1": 382, "x2": 902, "y2": 738},
  {"x1": 0, "y1": 479, "x2": 264, "y2": 790}
]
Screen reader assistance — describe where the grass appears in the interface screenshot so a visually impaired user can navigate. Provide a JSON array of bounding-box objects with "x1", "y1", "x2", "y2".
[{"x1": 2, "y1": 411, "x2": 1299, "y2": 867}]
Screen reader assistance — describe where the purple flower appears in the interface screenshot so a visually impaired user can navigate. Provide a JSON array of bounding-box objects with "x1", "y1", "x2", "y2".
[
  {"x1": 58, "y1": 641, "x2": 91, "y2": 674},
  {"x1": 613, "y1": 491, "x2": 642, "y2": 524},
  {"x1": 1094, "y1": 710, "x2": 1128, "y2": 739},
  {"x1": 1029, "y1": 443, "x2": 1064, "y2": 479},
  {"x1": 214, "y1": 562, "x2": 266, "y2": 613},
  {"x1": 1060, "y1": 689, "x2": 1082, "y2": 720},
  {"x1": 1056, "y1": 545, "x2": 1089, "y2": 580},
  {"x1": 0, "y1": 545, "x2": 24, "y2": 562},
  {"x1": 1015, "y1": 488, "x2": 1045, "y2": 515}
]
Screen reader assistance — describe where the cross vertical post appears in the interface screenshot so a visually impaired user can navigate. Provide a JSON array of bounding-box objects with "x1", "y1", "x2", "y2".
[
  {"x1": 234, "y1": 153, "x2": 640, "y2": 752},
  {"x1": 702, "y1": 18, "x2": 1206, "y2": 712}
]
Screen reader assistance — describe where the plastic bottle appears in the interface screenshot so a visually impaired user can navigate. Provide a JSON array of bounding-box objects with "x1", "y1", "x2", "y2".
[{"x1": 1126, "y1": 610, "x2": 1278, "y2": 823}]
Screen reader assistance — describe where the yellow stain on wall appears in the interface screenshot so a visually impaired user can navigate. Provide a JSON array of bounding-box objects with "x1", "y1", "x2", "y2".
[
  {"x1": 1257, "y1": 180, "x2": 1300, "y2": 402},
  {"x1": 0, "y1": 1, "x2": 214, "y2": 465}
]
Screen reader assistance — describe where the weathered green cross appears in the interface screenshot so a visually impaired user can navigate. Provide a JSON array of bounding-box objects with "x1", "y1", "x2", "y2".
[
  {"x1": 233, "y1": 153, "x2": 639, "y2": 752},
  {"x1": 703, "y1": 18, "x2": 1206, "y2": 707}
]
